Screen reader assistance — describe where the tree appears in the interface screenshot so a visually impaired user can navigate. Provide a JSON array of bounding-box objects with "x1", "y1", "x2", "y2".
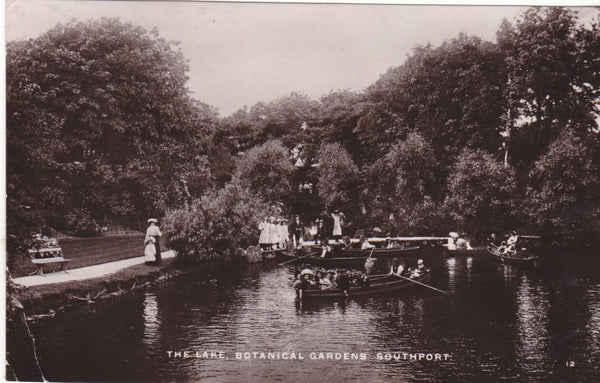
[
  {"x1": 525, "y1": 129, "x2": 600, "y2": 235},
  {"x1": 316, "y1": 143, "x2": 360, "y2": 212},
  {"x1": 363, "y1": 133, "x2": 443, "y2": 234},
  {"x1": 163, "y1": 182, "x2": 278, "y2": 262},
  {"x1": 444, "y1": 149, "x2": 518, "y2": 236},
  {"x1": 497, "y1": 7, "x2": 600, "y2": 171},
  {"x1": 6, "y1": 18, "x2": 217, "y2": 252},
  {"x1": 232, "y1": 140, "x2": 295, "y2": 205},
  {"x1": 367, "y1": 34, "x2": 506, "y2": 169}
]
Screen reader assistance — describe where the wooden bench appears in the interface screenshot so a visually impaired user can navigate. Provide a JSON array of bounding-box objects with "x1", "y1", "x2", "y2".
[{"x1": 27, "y1": 247, "x2": 72, "y2": 276}]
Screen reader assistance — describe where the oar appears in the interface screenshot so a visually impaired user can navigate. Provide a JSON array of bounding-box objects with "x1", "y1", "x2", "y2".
[
  {"x1": 365, "y1": 271, "x2": 448, "y2": 294},
  {"x1": 367, "y1": 246, "x2": 375, "y2": 259},
  {"x1": 279, "y1": 251, "x2": 318, "y2": 266},
  {"x1": 394, "y1": 274, "x2": 449, "y2": 295}
]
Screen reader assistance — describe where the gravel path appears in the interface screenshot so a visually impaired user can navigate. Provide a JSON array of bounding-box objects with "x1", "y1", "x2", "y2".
[{"x1": 12, "y1": 250, "x2": 176, "y2": 287}]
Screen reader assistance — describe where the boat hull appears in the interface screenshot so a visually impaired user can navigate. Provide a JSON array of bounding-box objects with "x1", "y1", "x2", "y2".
[
  {"x1": 337, "y1": 246, "x2": 422, "y2": 258},
  {"x1": 280, "y1": 251, "x2": 372, "y2": 268},
  {"x1": 486, "y1": 245, "x2": 539, "y2": 266},
  {"x1": 298, "y1": 272, "x2": 431, "y2": 298}
]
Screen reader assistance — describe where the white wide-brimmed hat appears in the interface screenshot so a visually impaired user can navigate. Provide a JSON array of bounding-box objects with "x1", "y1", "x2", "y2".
[{"x1": 148, "y1": 218, "x2": 158, "y2": 223}]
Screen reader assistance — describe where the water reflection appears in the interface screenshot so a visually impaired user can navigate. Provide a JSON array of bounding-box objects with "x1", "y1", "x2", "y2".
[
  {"x1": 586, "y1": 288, "x2": 600, "y2": 363},
  {"x1": 466, "y1": 256, "x2": 473, "y2": 283},
  {"x1": 446, "y1": 257, "x2": 457, "y2": 292},
  {"x1": 143, "y1": 292, "x2": 161, "y2": 350},
  {"x1": 514, "y1": 274, "x2": 550, "y2": 376},
  {"x1": 15, "y1": 249, "x2": 600, "y2": 382}
]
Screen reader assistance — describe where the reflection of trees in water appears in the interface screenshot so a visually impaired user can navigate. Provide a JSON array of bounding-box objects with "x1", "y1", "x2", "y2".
[
  {"x1": 585, "y1": 288, "x2": 600, "y2": 366},
  {"x1": 446, "y1": 257, "x2": 457, "y2": 292},
  {"x1": 514, "y1": 274, "x2": 551, "y2": 377},
  {"x1": 445, "y1": 255, "x2": 474, "y2": 294}
]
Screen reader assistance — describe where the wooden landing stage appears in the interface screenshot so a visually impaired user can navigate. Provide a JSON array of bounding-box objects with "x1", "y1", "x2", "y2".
[{"x1": 301, "y1": 236, "x2": 450, "y2": 247}]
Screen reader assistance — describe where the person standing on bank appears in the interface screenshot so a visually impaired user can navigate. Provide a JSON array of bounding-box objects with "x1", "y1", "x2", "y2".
[
  {"x1": 290, "y1": 215, "x2": 304, "y2": 248},
  {"x1": 331, "y1": 209, "x2": 346, "y2": 240},
  {"x1": 145, "y1": 218, "x2": 162, "y2": 265}
]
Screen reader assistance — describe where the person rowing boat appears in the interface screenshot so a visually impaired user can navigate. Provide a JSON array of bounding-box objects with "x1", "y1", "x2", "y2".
[{"x1": 388, "y1": 258, "x2": 404, "y2": 277}]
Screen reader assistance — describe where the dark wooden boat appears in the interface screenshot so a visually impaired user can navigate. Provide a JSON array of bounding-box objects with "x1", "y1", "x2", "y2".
[
  {"x1": 486, "y1": 245, "x2": 539, "y2": 266},
  {"x1": 280, "y1": 250, "x2": 375, "y2": 268},
  {"x1": 297, "y1": 272, "x2": 431, "y2": 299},
  {"x1": 337, "y1": 246, "x2": 422, "y2": 258}
]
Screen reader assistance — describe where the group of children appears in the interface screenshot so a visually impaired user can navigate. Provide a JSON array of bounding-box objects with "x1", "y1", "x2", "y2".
[
  {"x1": 258, "y1": 217, "x2": 290, "y2": 250},
  {"x1": 259, "y1": 211, "x2": 347, "y2": 250}
]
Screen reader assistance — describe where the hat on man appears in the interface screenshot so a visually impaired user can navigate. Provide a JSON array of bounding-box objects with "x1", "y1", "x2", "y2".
[{"x1": 148, "y1": 218, "x2": 158, "y2": 223}]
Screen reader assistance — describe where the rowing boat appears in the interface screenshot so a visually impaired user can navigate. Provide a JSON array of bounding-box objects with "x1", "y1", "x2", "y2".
[
  {"x1": 337, "y1": 246, "x2": 423, "y2": 258},
  {"x1": 280, "y1": 250, "x2": 377, "y2": 268},
  {"x1": 297, "y1": 272, "x2": 431, "y2": 298},
  {"x1": 486, "y1": 245, "x2": 539, "y2": 266}
]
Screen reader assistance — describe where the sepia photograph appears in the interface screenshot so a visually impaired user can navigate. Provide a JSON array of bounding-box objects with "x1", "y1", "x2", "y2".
[{"x1": 4, "y1": 1, "x2": 600, "y2": 382}]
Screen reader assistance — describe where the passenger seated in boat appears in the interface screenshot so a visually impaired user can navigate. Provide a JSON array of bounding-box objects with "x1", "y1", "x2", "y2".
[
  {"x1": 487, "y1": 233, "x2": 498, "y2": 246},
  {"x1": 320, "y1": 238, "x2": 332, "y2": 258},
  {"x1": 336, "y1": 269, "x2": 352, "y2": 295},
  {"x1": 342, "y1": 235, "x2": 352, "y2": 249},
  {"x1": 326, "y1": 270, "x2": 337, "y2": 286},
  {"x1": 497, "y1": 241, "x2": 508, "y2": 254},
  {"x1": 294, "y1": 273, "x2": 312, "y2": 292},
  {"x1": 386, "y1": 238, "x2": 394, "y2": 249},
  {"x1": 355, "y1": 274, "x2": 370, "y2": 287},
  {"x1": 319, "y1": 271, "x2": 334, "y2": 290},
  {"x1": 410, "y1": 259, "x2": 426, "y2": 278},
  {"x1": 455, "y1": 236, "x2": 472, "y2": 250},
  {"x1": 360, "y1": 234, "x2": 375, "y2": 250},
  {"x1": 389, "y1": 258, "x2": 404, "y2": 277},
  {"x1": 310, "y1": 273, "x2": 321, "y2": 288},
  {"x1": 364, "y1": 256, "x2": 377, "y2": 275},
  {"x1": 506, "y1": 231, "x2": 519, "y2": 253}
]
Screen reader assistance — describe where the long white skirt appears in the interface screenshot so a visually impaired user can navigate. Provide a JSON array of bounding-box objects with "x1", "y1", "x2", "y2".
[{"x1": 145, "y1": 242, "x2": 156, "y2": 262}]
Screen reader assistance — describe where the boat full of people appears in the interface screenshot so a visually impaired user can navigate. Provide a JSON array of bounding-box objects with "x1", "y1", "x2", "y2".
[
  {"x1": 297, "y1": 272, "x2": 431, "y2": 299},
  {"x1": 486, "y1": 244, "x2": 539, "y2": 266},
  {"x1": 293, "y1": 259, "x2": 432, "y2": 299}
]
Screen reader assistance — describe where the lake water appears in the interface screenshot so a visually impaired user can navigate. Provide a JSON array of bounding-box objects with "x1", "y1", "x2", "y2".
[{"x1": 13, "y1": 248, "x2": 600, "y2": 382}]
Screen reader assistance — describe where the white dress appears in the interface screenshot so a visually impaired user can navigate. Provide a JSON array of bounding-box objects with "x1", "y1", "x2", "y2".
[
  {"x1": 331, "y1": 212, "x2": 345, "y2": 236},
  {"x1": 144, "y1": 237, "x2": 156, "y2": 262},
  {"x1": 258, "y1": 221, "x2": 268, "y2": 244},
  {"x1": 266, "y1": 222, "x2": 278, "y2": 245},
  {"x1": 279, "y1": 223, "x2": 289, "y2": 244}
]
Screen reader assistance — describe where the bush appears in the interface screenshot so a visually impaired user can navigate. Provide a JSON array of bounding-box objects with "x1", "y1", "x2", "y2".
[
  {"x1": 163, "y1": 183, "x2": 280, "y2": 263},
  {"x1": 64, "y1": 208, "x2": 100, "y2": 237}
]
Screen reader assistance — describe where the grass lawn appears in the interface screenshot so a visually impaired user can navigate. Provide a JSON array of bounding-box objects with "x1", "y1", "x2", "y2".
[{"x1": 9, "y1": 234, "x2": 168, "y2": 278}]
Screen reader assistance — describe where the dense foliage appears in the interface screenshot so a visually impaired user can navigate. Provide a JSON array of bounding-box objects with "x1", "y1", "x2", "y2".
[
  {"x1": 7, "y1": 7, "x2": 600, "y2": 266},
  {"x1": 6, "y1": 19, "x2": 219, "y2": 252}
]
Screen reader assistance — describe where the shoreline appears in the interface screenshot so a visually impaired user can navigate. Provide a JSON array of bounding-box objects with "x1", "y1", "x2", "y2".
[{"x1": 11, "y1": 256, "x2": 206, "y2": 319}]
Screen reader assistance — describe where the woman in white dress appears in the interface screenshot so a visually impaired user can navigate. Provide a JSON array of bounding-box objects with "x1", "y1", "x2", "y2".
[
  {"x1": 145, "y1": 218, "x2": 162, "y2": 265},
  {"x1": 331, "y1": 210, "x2": 346, "y2": 239}
]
